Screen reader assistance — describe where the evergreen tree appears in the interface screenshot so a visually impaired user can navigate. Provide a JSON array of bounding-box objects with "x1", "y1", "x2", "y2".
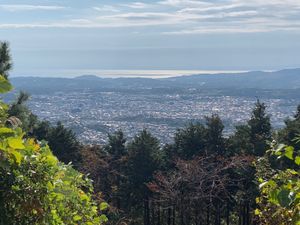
[
  {"x1": 171, "y1": 122, "x2": 206, "y2": 159},
  {"x1": 47, "y1": 122, "x2": 82, "y2": 167},
  {"x1": 229, "y1": 100, "x2": 271, "y2": 156},
  {"x1": 228, "y1": 125, "x2": 251, "y2": 155},
  {"x1": 8, "y1": 91, "x2": 38, "y2": 133},
  {"x1": 278, "y1": 104, "x2": 300, "y2": 150},
  {"x1": 248, "y1": 99, "x2": 272, "y2": 156},
  {"x1": 32, "y1": 120, "x2": 51, "y2": 141},
  {"x1": 205, "y1": 114, "x2": 226, "y2": 155},
  {"x1": 105, "y1": 130, "x2": 127, "y2": 158},
  {"x1": 126, "y1": 130, "x2": 162, "y2": 206},
  {"x1": 104, "y1": 130, "x2": 128, "y2": 209},
  {"x1": 0, "y1": 41, "x2": 12, "y2": 79}
]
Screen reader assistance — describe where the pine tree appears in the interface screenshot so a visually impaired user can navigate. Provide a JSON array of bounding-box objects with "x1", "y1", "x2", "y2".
[
  {"x1": 0, "y1": 42, "x2": 12, "y2": 79},
  {"x1": 104, "y1": 130, "x2": 128, "y2": 209},
  {"x1": 47, "y1": 122, "x2": 82, "y2": 167},
  {"x1": 278, "y1": 104, "x2": 300, "y2": 150},
  {"x1": 105, "y1": 130, "x2": 127, "y2": 158},
  {"x1": 126, "y1": 130, "x2": 162, "y2": 207},
  {"x1": 205, "y1": 114, "x2": 225, "y2": 155},
  {"x1": 248, "y1": 100, "x2": 272, "y2": 156},
  {"x1": 171, "y1": 122, "x2": 206, "y2": 159},
  {"x1": 8, "y1": 91, "x2": 38, "y2": 133}
]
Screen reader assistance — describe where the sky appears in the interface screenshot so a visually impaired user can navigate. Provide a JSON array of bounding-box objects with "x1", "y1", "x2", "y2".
[{"x1": 1, "y1": 0, "x2": 300, "y2": 77}]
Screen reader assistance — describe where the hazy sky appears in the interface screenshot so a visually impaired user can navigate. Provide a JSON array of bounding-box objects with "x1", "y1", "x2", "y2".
[{"x1": 1, "y1": 0, "x2": 300, "y2": 77}]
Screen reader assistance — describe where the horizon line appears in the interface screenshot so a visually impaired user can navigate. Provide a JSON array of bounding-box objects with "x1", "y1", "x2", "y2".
[{"x1": 10, "y1": 68, "x2": 295, "y2": 79}]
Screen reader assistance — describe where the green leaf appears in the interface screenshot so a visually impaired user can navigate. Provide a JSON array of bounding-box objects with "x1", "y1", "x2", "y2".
[
  {"x1": 7, "y1": 137, "x2": 25, "y2": 149},
  {"x1": 100, "y1": 202, "x2": 109, "y2": 211},
  {"x1": 0, "y1": 127, "x2": 14, "y2": 135},
  {"x1": 284, "y1": 146, "x2": 294, "y2": 160},
  {"x1": 73, "y1": 215, "x2": 82, "y2": 221},
  {"x1": 269, "y1": 189, "x2": 279, "y2": 204},
  {"x1": 11, "y1": 150, "x2": 22, "y2": 164},
  {"x1": 0, "y1": 76, "x2": 12, "y2": 93},
  {"x1": 99, "y1": 214, "x2": 108, "y2": 223},
  {"x1": 277, "y1": 188, "x2": 291, "y2": 207},
  {"x1": 295, "y1": 156, "x2": 300, "y2": 165},
  {"x1": 254, "y1": 209, "x2": 260, "y2": 215},
  {"x1": 45, "y1": 155, "x2": 57, "y2": 165}
]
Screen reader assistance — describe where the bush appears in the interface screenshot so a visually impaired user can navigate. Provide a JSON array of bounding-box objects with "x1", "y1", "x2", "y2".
[
  {"x1": 256, "y1": 141, "x2": 300, "y2": 225},
  {"x1": 0, "y1": 76, "x2": 108, "y2": 224}
]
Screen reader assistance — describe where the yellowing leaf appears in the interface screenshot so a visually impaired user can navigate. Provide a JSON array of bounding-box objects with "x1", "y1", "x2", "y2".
[
  {"x1": 254, "y1": 209, "x2": 260, "y2": 215},
  {"x1": 0, "y1": 76, "x2": 12, "y2": 93},
  {"x1": 99, "y1": 214, "x2": 108, "y2": 223},
  {"x1": 100, "y1": 202, "x2": 109, "y2": 211},
  {"x1": 295, "y1": 156, "x2": 300, "y2": 166},
  {"x1": 0, "y1": 127, "x2": 14, "y2": 135},
  {"x1": 11, "y1": 150, "x2": 22, "y2": 165},
  {"x1": 73, "y1": 215, "x2": 82, "y2": 221},
  {"x1": 284, "y1": 146, "x2": 294, "y2": 160},
  {"x1": 7, "y1": 137, "x2": 25, "y2": 149},
  {"x1": 46, "y1": 155, "x2": 57, "y2": 165}
]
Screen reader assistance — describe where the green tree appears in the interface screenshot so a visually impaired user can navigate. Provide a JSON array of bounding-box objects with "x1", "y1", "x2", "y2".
[
  {"x1": 47, "y1": 122, "x2": 82, "y2": 167},
  {"x1": 126, "y1": 130, "x2": 162, "y2": 207},
  {"x1": 104, "y1": 130, "x2": 128, "y2": 209},
  {"x1": 105, "y1": 130, "x2": 127, "y2": 158},
  {"x1": 170, "y1": 122, "x2": 206, "y2": 160},
  {"x1": 248, "y1": 99, "x2": 272, "y2": 156},
  {"x1": 205, "y1": 114, "x2": 226, "y2": 155},
  {"x1": 0, "y1": 41, "x2": 12, "y2": 79},
  {"x1": 8, "y1": 91, "x2": 38, "y2": 133},
  {"x1": 228, "y1": 124, "x2": 252, "y2": 155},
  {"x1": 0, "y1": 75, "x2": 107, "y2": 225},
  {"x1": 32, "y1": 120, "x2": 51, "y2": 141},
  {"x1": 278, "y1": 105, "x2": 300, "y2": 150},
  {"x1": 230, "y1": 100, "x2": 272, "y2": 156}
]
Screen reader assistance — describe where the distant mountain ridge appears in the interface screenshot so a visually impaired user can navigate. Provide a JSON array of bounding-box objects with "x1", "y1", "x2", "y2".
[{"x1": 10, "y1": 68, "x2": 300, "y2": 93}]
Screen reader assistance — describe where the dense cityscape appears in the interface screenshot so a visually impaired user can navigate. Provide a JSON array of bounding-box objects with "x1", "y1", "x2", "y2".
[{"x1": 26, "y1": 89, "x2": 299, "y2": 144}]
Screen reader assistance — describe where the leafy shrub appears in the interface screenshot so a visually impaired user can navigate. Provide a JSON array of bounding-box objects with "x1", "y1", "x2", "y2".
[
  {"x1": 0, "y1": 76, "x2": 108, "y2": 224},
  {"x1": 256, "y1": 141, "x2": 300, "y2": 225}
]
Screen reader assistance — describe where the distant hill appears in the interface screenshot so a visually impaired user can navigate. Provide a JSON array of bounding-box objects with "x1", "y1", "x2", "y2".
[
  {"x1": 164, "y1": 69, "x2": 300, "y2": 89},
  {"x1": 10, "y1": 68, "x2": 300, "y2": 94}
]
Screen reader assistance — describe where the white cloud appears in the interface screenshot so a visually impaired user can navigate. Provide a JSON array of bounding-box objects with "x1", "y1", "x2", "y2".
[
  {"x1": 1, "y1": 0, "x2": 300, "y2": 34},
  {"x1": 93, "y1": 6, "x2": 120, "y2": 13},
  {"x1": 0, "y1": 4, "x2": 65, "y2": 12},
  {"x1": 121, "y1": 2, "x2": 152, "y2": 9},
  {"x1": 159, "y1": 0, "x2": 212, "y2": 7}
]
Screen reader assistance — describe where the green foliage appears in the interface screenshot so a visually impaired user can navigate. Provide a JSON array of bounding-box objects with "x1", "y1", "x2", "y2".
[
  {"x1": 104, "y1": 130, "x2": 127, "y2": 158},
  {"x1": 126, "y1": 130, "x2": 162, "y2": 205},
  {"x1": 248, "y1": 99, "x2": 272, "y2": 156},
  {"x1": 168, "y1": 115, "x2": 226, "y2": 161},
  {"x1": 256, "y1": 141, "x2": 300, "y2": 225},
  {"x1": 230, "y1": 100, "x2": 272, "y2": 156},
  {"x1": 278, "y1": 104, "x2": 300, "y2": 151},
  {"x1": 8, "y1": 91, "x2": 38, "y2": 133},
  {"x1": 0, "y1": 75, "x2": 107, "y2": 224},
  {"x1": 0, "y1": 75, "x2": 12, "y2": 93},
  {"x1": 204, "y1": 114, "x2": 225, "y2": 155},
  {"x1": 171, "y1": 122, "x2": 206, "y2": 159},
  {"x1": 46, "y1": 122, "x2": 82, "y2": 167},
  {"x1": 0, "y1": 42, "x2": 12, "y2": 79}
]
